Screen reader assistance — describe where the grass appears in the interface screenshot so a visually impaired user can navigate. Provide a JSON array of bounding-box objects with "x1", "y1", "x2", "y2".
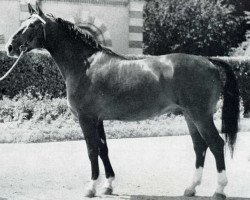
[{"x1": 0, "y1": 94, "x2": 249, "y2": 143}]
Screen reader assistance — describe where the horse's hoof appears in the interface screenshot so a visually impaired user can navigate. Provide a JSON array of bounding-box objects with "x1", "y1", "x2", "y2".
[
  {"x1": 102, "y1": 187, "x2": 113, "y2": 195},
  {"x1": 184, "y1": 188, "x2": 196, "y2": 197},
  {"x1": 84, "y1": 189, "x2": 95, "y2": 198},
  {"x1": 212, "y1": 192, "x2": 227, "y2": 200}
]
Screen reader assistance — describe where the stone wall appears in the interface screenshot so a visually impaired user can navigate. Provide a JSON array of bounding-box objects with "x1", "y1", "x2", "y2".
[{"x1": 0, "y1": 0, "x2": 145, "y2": 54}]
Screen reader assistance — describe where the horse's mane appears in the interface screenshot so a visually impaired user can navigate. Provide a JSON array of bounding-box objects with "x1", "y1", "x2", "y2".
[
  {"x1": 55, "y1": 17, "x2": 147, "y2": 60},
  {"x1": 55, "y1": 18, "x2": 102, "y2": 50}
]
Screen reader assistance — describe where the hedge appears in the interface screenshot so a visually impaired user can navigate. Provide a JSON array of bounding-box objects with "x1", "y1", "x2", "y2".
[
  {"x1": 0, "y1": 51, "x2": 249, "y2": 116},
  {"x1": 0, "y1": 50, "x2": 65, "y2": 98},
  {"x1": 143, "y1": 0, "x2": 247, "y2": 56}
]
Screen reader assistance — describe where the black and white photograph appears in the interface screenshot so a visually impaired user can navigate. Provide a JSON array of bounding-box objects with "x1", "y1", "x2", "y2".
[{"x1": 0, "y1": 0, "x2": 250, "y2": 199}]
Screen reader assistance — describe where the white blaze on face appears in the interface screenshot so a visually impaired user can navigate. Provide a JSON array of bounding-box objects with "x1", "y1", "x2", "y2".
[
  {"x1": 17, "y1": 17, "x2": 37, "y2": 36},
  {"x1": 6, "y1": 14, "x2": 46, "y2": 57},
  {"x1": 6, "y1": 15, "x2": 46, "y2": 49},
  {"x1": 21, "y1": 19, "x2": 34, "y2": 34},
  {"x1": 5, "y1": 17, "x2": 36, "y2": 55}
]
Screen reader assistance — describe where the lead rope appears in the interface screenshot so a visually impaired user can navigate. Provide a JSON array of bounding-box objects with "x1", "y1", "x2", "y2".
[{"x1": 0, "y1": 50, "x2": 25, "y2": 81}]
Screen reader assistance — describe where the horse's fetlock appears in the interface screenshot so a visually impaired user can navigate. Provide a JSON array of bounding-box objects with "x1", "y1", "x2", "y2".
[
  {"x1": 218, "y1": 178, "x2": 228, "y2": 186},
  {"x1": 195, "y1": 180, "x2": 201, "y2": 185}
]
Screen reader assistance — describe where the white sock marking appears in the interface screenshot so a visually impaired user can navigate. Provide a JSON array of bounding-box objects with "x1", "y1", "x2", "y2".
[
  {"x1": 216, "y1": 170, "x2": 228, "y2": 194},
  {"x1": 104, "y1": 177, "x2": 115, "y2": 189},
  {"x1": 86, "y1": 179, "x2": 98, "y2": 193},
  {"x1": 188, "y1": 167, "x2": 203, "y2": 190}
]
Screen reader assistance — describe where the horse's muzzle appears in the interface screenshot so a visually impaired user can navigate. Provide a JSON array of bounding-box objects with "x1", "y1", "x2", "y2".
[{"x1": 5, "y1": 43, "x2": 21, "y2": 58}]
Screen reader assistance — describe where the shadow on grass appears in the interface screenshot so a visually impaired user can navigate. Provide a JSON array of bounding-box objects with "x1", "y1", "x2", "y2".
[{"x1": 116, "y1": 195, "x2": 250, "y2": 200}]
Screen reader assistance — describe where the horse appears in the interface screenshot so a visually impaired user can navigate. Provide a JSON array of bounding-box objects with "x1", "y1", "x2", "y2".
[{"x1": 5, "y1": 4, "x2": 239, "y2": 200}]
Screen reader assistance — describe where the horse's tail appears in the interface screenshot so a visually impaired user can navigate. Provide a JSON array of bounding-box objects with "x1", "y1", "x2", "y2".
[{"x1": 209, "y1": 57, "x2": 240, "y2": 155}]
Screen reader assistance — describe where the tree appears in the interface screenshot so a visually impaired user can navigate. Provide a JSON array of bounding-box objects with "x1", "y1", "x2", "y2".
[{"x1": 143, "y1": 0, "x2": 248, "y2": 56}]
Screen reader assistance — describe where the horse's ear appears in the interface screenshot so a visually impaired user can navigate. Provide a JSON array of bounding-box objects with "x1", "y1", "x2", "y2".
[
  {"x1": 36, "y1": 2, "x2": 45, "y2": 17},
  {"x1": 28, "y1": 3, "x2": 36, "y2": 15}
]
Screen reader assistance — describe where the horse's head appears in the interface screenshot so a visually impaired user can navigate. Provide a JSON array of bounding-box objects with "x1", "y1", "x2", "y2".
[{"x1": 6, "y1": 3, "x2": 49, "y2": 58}]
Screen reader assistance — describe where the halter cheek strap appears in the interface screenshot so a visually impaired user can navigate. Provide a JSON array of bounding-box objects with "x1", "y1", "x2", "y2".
[{"x1": 32, "y1": 14, "x2": 47, "y2": 43}]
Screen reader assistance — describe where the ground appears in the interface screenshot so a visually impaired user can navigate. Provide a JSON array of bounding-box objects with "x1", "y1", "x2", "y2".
[{"x1": 0, "y1": 133, "x2": 249, "y2": 200}]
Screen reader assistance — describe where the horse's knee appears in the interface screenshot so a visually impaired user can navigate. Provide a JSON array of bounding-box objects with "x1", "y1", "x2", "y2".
[{"x1": 88, "y1": 149, "x2": 99, "y2": 161}]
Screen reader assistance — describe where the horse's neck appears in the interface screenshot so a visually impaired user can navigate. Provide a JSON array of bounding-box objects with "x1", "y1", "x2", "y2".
[{"x1": 45, "y1": 35, "x2": 94, "y2": 80}]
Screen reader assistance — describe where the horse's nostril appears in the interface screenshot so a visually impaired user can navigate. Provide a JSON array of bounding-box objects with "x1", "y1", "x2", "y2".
[{"x1": 8, "y1": 45, "x2": 13, "y2": 53}]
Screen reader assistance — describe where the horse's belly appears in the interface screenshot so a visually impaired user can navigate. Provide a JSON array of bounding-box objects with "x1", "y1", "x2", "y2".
[{"x1": 100, "y1": 102, "x2": 179, "y2": 121}]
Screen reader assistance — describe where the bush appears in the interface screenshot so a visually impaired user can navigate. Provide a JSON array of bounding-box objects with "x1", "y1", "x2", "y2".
[
  {"x1": 0, "y1": 92, "x2": 69, "y2": 123},
  {"x1": 143, "y1": 0, "x2": 247, "y2": 56},
  {"x1": 0, "y1": 50, "x2": 65, "y2": 98}
]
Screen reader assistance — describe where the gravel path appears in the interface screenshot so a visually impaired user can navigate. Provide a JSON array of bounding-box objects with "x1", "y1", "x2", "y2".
[{"x1": 0, "y1": 133, "x2": 249, "y2": 200}]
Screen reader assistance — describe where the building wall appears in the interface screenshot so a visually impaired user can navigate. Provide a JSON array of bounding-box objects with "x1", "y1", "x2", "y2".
[
  {"x1": 41, "y1": 1, "x2": 129, "y2": 54},
  {"x1": 0, "y1": 0, "x2": 20, "y2": 49},
  {"x1": 128, "y1": 0, "x2": 144, "y2": 54},
  {"x1": 0, "y1": 0, "x2": 145, "y2": 54}
]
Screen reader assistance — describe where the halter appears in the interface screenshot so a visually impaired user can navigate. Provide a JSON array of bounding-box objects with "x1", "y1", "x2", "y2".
[
  {"x1": 0, "y1": 50, "x2": 25, "y2": 81},
  {"x1": 0, "y1": 14, "x2": 46, "y2": 82},
  {"x1": 32, "y1": 14, "x2": 46, "y2": 24},
  {"x1": 32, "y1": 14, "x2": 47, "y2": 42}
]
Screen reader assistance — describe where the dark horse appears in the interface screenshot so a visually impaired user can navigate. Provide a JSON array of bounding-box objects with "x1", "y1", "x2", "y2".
[{"x1": 5, "y1": 4, "x2": 239, "y2": 200}]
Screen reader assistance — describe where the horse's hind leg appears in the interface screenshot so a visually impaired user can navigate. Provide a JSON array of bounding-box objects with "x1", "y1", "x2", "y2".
[
  {"x1": 184, "y1": 114, "x2": 208, "y2": 197},
  {"x1": 97, "y1": 121, "x2": 115, "y2": 195},
  {"x1": 190, "y1": 114, "x2": 228, "y2": 200}
]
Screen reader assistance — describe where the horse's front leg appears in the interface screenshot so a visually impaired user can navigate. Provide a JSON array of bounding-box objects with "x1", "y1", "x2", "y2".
[
  {"x1": 97, "y1": 121, "x2": 115, "y2": 195},
  {"x1": 79, "y1": 115, "x2": 100, "y2": 198}
]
